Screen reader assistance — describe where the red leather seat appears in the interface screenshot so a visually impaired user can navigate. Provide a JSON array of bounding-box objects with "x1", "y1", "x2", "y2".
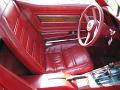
[
  {"x1": 46, "y1": 41, "x2": 93, "y2": 74},
  {"x1": 0, "y1": 0, "x2": 94, "y2": 75}
]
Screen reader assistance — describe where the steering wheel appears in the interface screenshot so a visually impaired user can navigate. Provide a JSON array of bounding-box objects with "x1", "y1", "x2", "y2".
[{"x1": 78, "y1": 4, "x2": 104, "y2": 47}]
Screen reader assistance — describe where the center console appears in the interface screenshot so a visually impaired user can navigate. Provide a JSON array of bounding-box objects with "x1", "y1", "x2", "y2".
[
  {"x1": 92, "y1": 63, "x2": 120, "y2": 86},
  {"x1": 75, "y1": 62, "x2": 120, "y2": 89},
  {"x1": 22, "y1": 62, "x2": 120, "y2": 90}
]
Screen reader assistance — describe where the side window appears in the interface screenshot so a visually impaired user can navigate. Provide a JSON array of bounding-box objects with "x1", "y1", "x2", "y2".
[{"x1": 105, "y1": 0, "x2": 118, "y2": 16}]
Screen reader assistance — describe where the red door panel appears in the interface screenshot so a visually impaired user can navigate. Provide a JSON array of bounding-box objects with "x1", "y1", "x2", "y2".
[
  {"x1": 0, "y1": 84, "x2": 6, "y2": 90},
  {"x1": 16, "y1": 1, "x2": 88, "y2": 41}
]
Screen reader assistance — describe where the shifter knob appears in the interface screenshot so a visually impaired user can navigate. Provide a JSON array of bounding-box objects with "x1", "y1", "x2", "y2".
[{"x1": 108, "y1": 62, "x2": 114, "y2": 68}]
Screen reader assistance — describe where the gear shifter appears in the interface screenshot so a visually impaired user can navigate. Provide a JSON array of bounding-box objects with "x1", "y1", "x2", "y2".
[
  {"x1": 92, "y1": 62, "x2": 120, "y2": 85},
  {"x1": 108, "y1": 62, "x2": 114, "y2": 68}
]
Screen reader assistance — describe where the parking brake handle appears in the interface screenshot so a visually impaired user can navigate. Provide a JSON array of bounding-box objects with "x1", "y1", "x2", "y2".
[{"x1": 66, "y1": 75, "x2": 87, "y2": 81}]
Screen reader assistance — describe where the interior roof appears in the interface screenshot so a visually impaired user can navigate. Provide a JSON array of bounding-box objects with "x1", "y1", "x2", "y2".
[{"x1": 16, "y1": 0, "x2": 97, "y2": 5}]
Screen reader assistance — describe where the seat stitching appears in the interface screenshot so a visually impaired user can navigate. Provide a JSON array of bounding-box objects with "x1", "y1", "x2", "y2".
[
  {"x1": 19, "y1": 27, "x2": 24, "y2": 44},
  {"x1": 32, "y1": 40, "x2": 35, "y2": 58},
  {"x1": 2, "y1": 16, "x2": 14, "y2": 33},
  {"x1": 26, "y1": 35, "x2": 30, "y2": 54},
  {"x1": 14, "y1": 17, "x2": 19, "y2": 34},
  {"x1": 53, "y1": 54, "x2": 59, "y2": 72},
  {"x1": 61, "y1": 44, "x2": 66, "y2": 69},
  {"x1": 70, "y1": 49, "x2": 76, "y2": 67},
  {"x1": 73, "y1": 54, "x2": 77, "y2": 66}
]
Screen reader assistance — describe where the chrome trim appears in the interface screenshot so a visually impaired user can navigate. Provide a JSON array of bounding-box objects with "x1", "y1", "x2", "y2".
[{"x1": 46, "y1": 37, "x2": 86, "y2": 46}]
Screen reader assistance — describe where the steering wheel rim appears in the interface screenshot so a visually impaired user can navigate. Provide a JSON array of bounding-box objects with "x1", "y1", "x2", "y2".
[{"x1": 78, "y1": 4, "x2": 104, "y2": 47}]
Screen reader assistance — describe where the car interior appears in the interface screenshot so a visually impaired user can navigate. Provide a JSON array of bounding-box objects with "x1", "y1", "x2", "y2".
[{"x1": 0, "y1": 0, "x2": 120, "y2": 90}]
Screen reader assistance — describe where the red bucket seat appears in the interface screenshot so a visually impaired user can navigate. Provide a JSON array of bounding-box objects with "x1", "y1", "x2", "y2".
[{"x1": 0, "y1": 0, "x2": 94, "y2": 75}]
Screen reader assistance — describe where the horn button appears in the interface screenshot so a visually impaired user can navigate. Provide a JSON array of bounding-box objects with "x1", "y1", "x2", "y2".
[{"x1": 87, "y1": 20, "x2": 97, "y2": 32}]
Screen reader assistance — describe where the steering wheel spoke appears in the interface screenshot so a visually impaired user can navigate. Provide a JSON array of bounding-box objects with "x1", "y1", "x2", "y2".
[
  {"x1": 84, "y1": 32, "x2": 91, "y2": 44},
  {"x1": 92, "y1": 7, "x2": 97, "y2": 22},
  {"x1": 93, "y1": 26, "x2": 98, "y2": 38},
  {"x1": 84, "y1": 14, "x2": 90, "y2": 22}
]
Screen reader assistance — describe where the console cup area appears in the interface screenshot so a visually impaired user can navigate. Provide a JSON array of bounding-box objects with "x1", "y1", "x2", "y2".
[
  {"x1": 22, "y1": 62, "x2": 120, "y2": 90},
  {"x1": 22, "y1": 73, "x2": 78, "y2": 90},
  {"x1": 22, "y1": 72, "x2": 90, "y2": 90}
]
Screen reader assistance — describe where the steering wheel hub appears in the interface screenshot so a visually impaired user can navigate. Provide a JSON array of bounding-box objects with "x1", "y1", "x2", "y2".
[{"x1": 87, "y1": 20, "x2": 97, "y2": 32}]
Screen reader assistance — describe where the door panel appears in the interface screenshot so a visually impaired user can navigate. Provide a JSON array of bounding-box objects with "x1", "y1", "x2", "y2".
[
  {"x1": 16, "y1": 1, "x2": 88, "y2": 40},
  {"x1": 0, "y1": 84, "x2": 6, "y2": 90}
]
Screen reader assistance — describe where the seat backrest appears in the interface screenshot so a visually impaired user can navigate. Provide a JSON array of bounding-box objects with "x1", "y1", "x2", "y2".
[{"x1": 0, "y1": 0, "x2": 46, "y2": 74}]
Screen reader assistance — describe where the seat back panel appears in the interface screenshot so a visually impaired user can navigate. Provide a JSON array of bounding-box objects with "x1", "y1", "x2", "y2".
[{"x1": 0, "y1": 0, "x2": 46, "y2": 74}]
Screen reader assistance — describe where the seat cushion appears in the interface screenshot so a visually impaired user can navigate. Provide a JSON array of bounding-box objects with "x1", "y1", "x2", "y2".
[{"x1": 46, "y1": 41, "x2": 94, "y2": 75}]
